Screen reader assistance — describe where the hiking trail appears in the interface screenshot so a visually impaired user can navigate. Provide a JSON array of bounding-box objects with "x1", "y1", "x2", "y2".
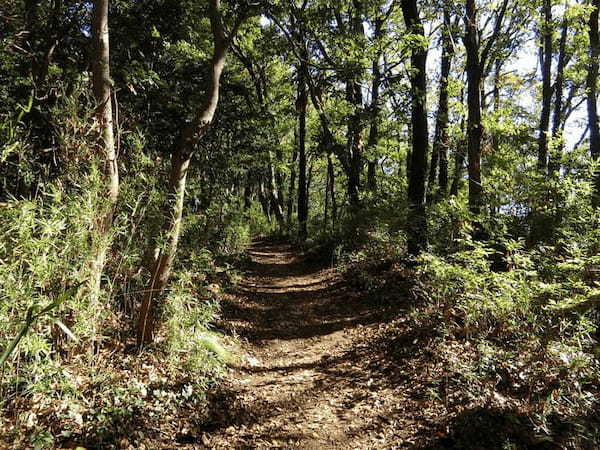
[{"x1": 202, "y1": 241, "x2": 435, "y2": 449}]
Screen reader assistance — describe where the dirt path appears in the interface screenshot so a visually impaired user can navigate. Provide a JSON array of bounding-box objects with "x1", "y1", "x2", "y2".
[{"x1": 202, "y1": 241, "x2": 437, "y2": 449}]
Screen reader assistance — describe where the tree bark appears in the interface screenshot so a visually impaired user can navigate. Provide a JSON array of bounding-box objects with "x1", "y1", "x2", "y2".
[
  {"x1": 90, "y1": 0, "x2": 119, "y2": 299},
  {"x1": 588, "y1": 0, "x2": 600, "y2": 207},
  {"x1": 137, "y1": 0, "x2": 239, "y2": 344},
  {"x1": 328, "y1": 153, "x2": 337, "y2": 231},
  {"x1": 538, "y1": 0, "x2": 553, "y2": 170},
  {"x1": 549, "y1": 11, "x2": 569, "y2": 175},
  {"x1": 464, "y1": 0, "x2": 483, "y2": 215},
  {"x1": 402, "y1": 0, "x2": 429, "y2": 254},
  {"x1": 287, "y1": 144, "x2": 297, "y2": 221},
  {"x1": 345, "y1": 0, "x2": 365, "y2": 207},
  {"x1": 366, "y1": 18, "x2": 383, "y2": 193},
  {"x1": 428, "y1": 8, "x2": 453, "y2": 201},
  {"x1": 297, "y1": 60, "x2": 309, "y2": 241}
]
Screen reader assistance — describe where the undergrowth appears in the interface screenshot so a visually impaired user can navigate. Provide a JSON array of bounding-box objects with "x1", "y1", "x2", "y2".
[{"x1": 0, "y1": 93, "x2": 255, "y2": 448}]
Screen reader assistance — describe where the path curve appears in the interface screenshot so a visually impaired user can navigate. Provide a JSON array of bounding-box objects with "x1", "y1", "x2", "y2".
[{"x1": 203, "y1": 241, "x2": 421, "y2": 449}]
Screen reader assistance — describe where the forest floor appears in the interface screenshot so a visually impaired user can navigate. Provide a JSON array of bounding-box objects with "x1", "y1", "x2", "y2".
[{"x1": 200, "y1": 240, "x2": 448, "y2": 449}]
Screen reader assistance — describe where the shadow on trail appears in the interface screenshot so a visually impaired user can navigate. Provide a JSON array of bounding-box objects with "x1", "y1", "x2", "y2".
[
  {"x1": 200, "y1": 240, "x2": 420, "y2": 448},
  {"x1": 221, "y1": 240, "x2": 401, "y2": 344}
]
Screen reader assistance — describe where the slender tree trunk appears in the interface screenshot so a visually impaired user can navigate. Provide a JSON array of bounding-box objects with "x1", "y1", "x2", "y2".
[
  {"x1": 450, "y1": 138, "x2": 466, "y2": 197},
  {"x1": 366, "y1": 52, "x2": 380, "y2": 192},
  {"x1": 538, "y1": 0, "x2": 553, "y2": 170},
  {"x1": 464, "y1": 0, "x2": 483, "y2": 215},
  {"x1": 297, "y1": 61, "x2": 308, "y2": 241},
  {"x1": 90, "y1": 0, "x2": 119, "y2": 299},
  {"x1": 267, "y1": 150, "x2": 285, "y2": 227},
  {"x1": 402, "y1": 0, "x2": 429, "y2": 255},
  {"x1": 274, "y1": 147, "x2": 286, "y2": 212},
  {"x1": 549, "y1": 11, "x2": 569, "y2": 175},
  {"x1": 588, "y1": 0, "x2": 600, "y2": 207},
  {"x1": 324, "y1": 162, "x2": 330, "y2": 231},
  {"x1": 137, "y1": 0, "x2": 238, "y2": 344},
  {"x1": 490, "y1": 60, "x2": 503, "y2": 155},
  {"x1": 428, "y1": 8, "x2": 453, "y2": 201},
  {"x1": 287, "y1": 145, "x2": 297, "y2": 221},
  {"x1": 257, "y1": 179, "x2": 271, "y2": 220},
  {"x1": 367, "y1": 20, "x2": 383, "y2": 192},
  {"x1": 328, "y1": 153, "x2": 337, "y2": 231}
]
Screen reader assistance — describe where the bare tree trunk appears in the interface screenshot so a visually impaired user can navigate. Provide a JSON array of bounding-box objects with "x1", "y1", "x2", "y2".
[
  {"x1": 588, "y1": 0, "x2": 600, "y2": 207},
  {"x1": 366, "y1": 57, "x2": 381, "y2": 192},
  {"x1": 90, "y1": 0, "x2": 119, "y2": 299},
  {"x1": 450, "y1": 140, "x2": 466, "y2": 197},
  {"x1": 287, "y1": 144, "x2": 297, "y2": 221},
  {"x1": 328, "y1": 153, "x2": 337, "y2": 231},
  {"x1": 297, "y1": 60, "x2": 309, "y2": 241},
  {"x1": 324, "y1": 161, "x2": 330, "y2": 231},
  {"x1": 402, "y1": 0, "x2": 429, "y2": 255},
  {"x1": 258, "y1": 178, "x2": 271, "y2": 220},
  {"x1": 137, "y1": 0, "x2": 241, "y2": 345},
  {"x1": 428, "y1": 8, "x2": 453, "y2": 201},
  {"x1": 549, "y1": 10, "x2": 569, "y2": 175},
  {"x1": 345, "y1": 0, "x2": 365, "y2": 207},
  {"x1": 538, "y1": 0, "x2": 553, "y2": 170},
  {"x1": 268, "y1": 150, "x2": 285, "y2": 228},
  {"x1": 464, "y1": 0, "x2": 483, "y2": 215},
  {"x1": 366, "y1": 18, "x2": 383, "y2": 193}
]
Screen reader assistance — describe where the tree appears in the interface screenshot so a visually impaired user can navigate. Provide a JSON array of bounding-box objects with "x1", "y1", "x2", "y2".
[
  {"x1": 137, "y1": 0, "x2": 247, "y2": 344},
  {"x1": 588, "y1": 0, "x2": 600, "y2": 207},
  {"x1": 464, "y1": 0, "x2": 484, "y2": 215},
  {"x1": 428, "y1": 7, "x2": 454, "y2": 201},
  {"x1": 90, "y1": 0, "x2": 119, "y2": 298},
  {"x1": 402, "y1": 0, "x2": 429, "y2": 254},
  {"x1": 538, "y1": 0, "x2": 553, "y2": 170}
]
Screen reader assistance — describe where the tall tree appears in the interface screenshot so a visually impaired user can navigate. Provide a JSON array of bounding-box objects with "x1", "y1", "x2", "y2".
[
  {"x1": 463, "y1": 0, "x2": 513, "y2": 215},
  {"x1": 588, "y1": 0, "x2": 600, "y2": 207},
  {"x1": 297, "y1": 57, "x2": 309, "y2": 241},
  {"x1": 538, "y1": 0, "x2": 553, "y2": 170},
  {"x1": 90, "y1": 0, "x2": 119, "y2": 298},
  {"x1": 464, "y1": 0, "x2": 484, "y2": 215},
  {"x1": 345, "y1": 0, "x2": 366, "y2": 207},
  {"x1": 137, "y1": 0, "x2": 246, "y2": 344},
  {"x1": 549, "y1": 7, "x2": 570, "y2": 175},
  {"x1": 402, "y1": 0, "x2": 429, "y2": 254},
  {"x1": 428, "y1": 8, "x2": 454, "y2": 201}
]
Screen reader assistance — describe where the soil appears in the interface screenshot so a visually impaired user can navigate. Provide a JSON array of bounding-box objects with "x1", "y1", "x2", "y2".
[{"x1": 201, "y1": 241, "x2": 443, "y2": 449}]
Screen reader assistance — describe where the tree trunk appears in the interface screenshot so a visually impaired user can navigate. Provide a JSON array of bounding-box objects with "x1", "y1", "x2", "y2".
[
  {"x1": 346, "y1": 0, "x2": 365, "y2": 207},
  {"x1": 287, "y1": 145, "x2": 297, "y2": 221},
  {"x1": 428, "y1": 8, "x2": 453, "y2": 201},
  {"x1": 402, "y1": 0, "x2": 429, "y2": 255},
  {"x1": 549, "y1": 11, "x2": 569, "y2": 175},
  {"x1": 538, "y1": 0, "x2": 553, "y2": 170},
  {"x1": 450, "y1": 139, "x2": 466, "y2": 197},
  {"x1": 328, "y1": 153, "x2": 337, "y2": 231},
  {"x1": 588, "y1": 0, "x2": 600, "y2": 207},
  {"x1": 258, "y1": 178, "x2": 271, "y2": 220},
  {"x1": 90, "y1": 0, "x2": 119, "y2": 299},
  {"x1": 464, "y1": 0, "x2": 483, "y2": 215},
  {"x1": 297, "y1": 61, "x2": 309, "y2": 241},
  {"x1": 366, "y1": 19, "x2": 383, "y2": 193},
  {"x1": 137, "y1": 0, "x2": 237, "y2": 345},
  {"x1": 268, "y1": 150, "x2": 285, "y2": 228},
  {"x1": 366, "y1": 56, "x2": 380, "y2": 192}
]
